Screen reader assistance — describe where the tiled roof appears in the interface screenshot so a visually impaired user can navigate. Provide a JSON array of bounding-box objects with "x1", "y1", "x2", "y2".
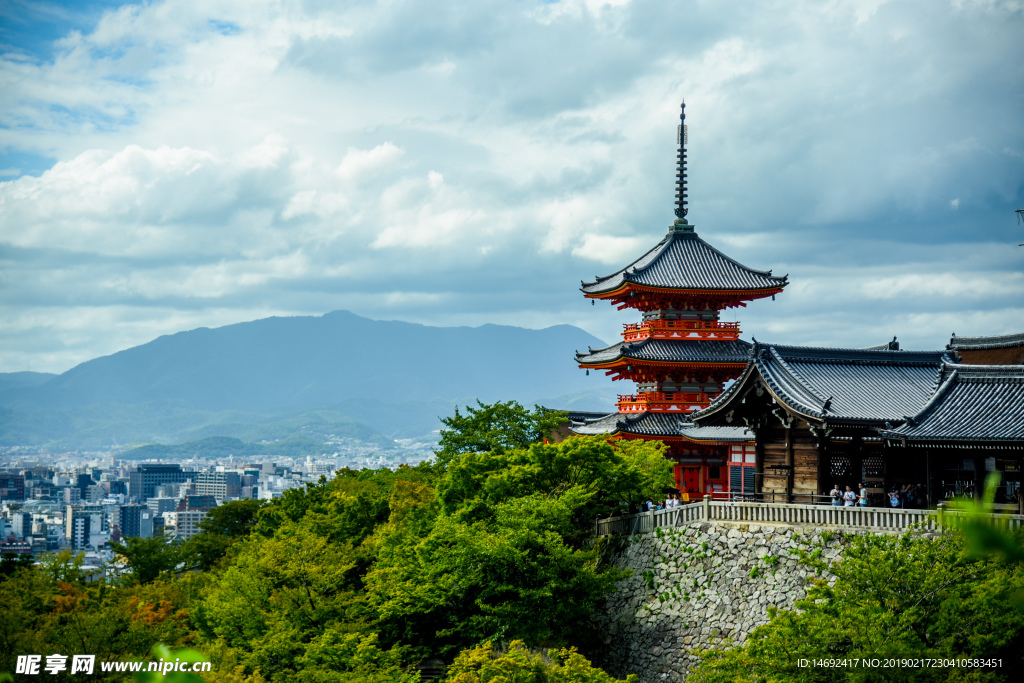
[
  {"x1": 860, "y1": 337, "x2": 901, "y2": 351},
  {"x1": 571, "y1": 411, "x2": 670, "y2": 436},
  {"x1": 570, "y1": 411, "x2": 752, "y2": 442},
  {"x1": 576, "y1": 339, "x2": 751, "y2": 366},
  {"x1": 881, "y1": 363, "x2": 1024, "y2": 443},
  {"x1": 692, "y1": 343, "x2": 952, "y2": 426},
  {"x1": 678, "y1": 423, "x2": 754, "y2": 442},
  {"x1": 581, "y1": 227, "x2": 787, "y2": 295},
  {"x1": 948, "y1": 331, "x2": 1024, "y2": 351},
  {"x1": 564, "y1": 410, "x2": 610, "y2": 423}
]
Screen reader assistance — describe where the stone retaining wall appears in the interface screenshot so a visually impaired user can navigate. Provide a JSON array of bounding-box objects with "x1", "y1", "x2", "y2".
[{"x1": 595, "y1": 521, "x2": 854, "y2": 682}]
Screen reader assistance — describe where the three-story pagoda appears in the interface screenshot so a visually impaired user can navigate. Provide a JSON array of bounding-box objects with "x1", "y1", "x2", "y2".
[{"x1": 572, "y1": 101, "x2": 787, "y2": 498}]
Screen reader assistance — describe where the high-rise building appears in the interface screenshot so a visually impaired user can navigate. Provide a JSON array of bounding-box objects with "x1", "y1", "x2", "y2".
[
  {"x1": 118, "y1": 504, "x2": 154, "y2": 539},
  {"x1": 76, "y1": 472, "x2": 94, "y2": 498},
  {"x1": 163, "y1": 510, "x2": 208, "y2": 540},
  {"x1": 178, "y1": 495, "x2": 217, "y2": 511},
  {"x1": 0, "y1": 473, "x2": 25, "y2": 502},
  {"x1": 105, "y1": 480, "x2": 127, "y2": 496},
  {"x1": 128, "y1": 464, "x2": 188, "y2": 501},
  {"x1": 11, "y1": 512, "x2": 33, "y2": 538},
  {"x1": 194, "y1": 471, "x2": 241, "y2": 500},
  {"x1": 65, "y1": 505, "x2": 105, "y2": 550},
  {"x1": 147, "y1": 497, "x2": 178, "y2": 515}
]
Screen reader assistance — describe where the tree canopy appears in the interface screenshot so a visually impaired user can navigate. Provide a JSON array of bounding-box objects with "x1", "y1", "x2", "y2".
[
  {"x1": 689, "y1": 530, "x2": 1024, "y2": 683},
  {"x1": 0, "y1": 401, "x2": 674, "y2": 682},
  {"x1": 434, "y1": 401, "x2": 568, "y2": 467}
]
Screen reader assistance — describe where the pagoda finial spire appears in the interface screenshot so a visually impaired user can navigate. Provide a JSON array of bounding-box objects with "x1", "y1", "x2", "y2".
[{"x1": 674, "y1": 100, "x2": 689, "y2": 224}]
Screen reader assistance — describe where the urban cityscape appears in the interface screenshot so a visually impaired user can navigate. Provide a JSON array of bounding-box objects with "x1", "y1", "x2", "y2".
[{"x1": 0, "y1": 436, "x2": 436, "y2": 578}]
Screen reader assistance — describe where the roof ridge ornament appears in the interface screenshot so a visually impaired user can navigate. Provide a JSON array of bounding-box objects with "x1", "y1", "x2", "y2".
[{"x1": 671, "y1": 99, "x2": 693, "y2": 235}]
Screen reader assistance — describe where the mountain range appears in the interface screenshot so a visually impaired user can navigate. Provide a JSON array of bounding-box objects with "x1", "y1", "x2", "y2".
[{"x1": 0, "y1": 310, "x2": 617, "y2": 449}]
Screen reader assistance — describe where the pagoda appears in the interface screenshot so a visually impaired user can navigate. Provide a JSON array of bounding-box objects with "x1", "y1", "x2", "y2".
[{"x1": 572, "y1": 101, "x2": 787, "y2": 498}]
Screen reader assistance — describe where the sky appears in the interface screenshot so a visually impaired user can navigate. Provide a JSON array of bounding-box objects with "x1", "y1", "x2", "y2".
[{"x1": 1, "y1": 0, "x2": 1022, "y2": 375}]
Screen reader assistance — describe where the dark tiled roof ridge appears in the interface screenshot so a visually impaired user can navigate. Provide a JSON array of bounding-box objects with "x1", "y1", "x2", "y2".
[
  {"x1": 578, "y1": 340, "x2": 624, "y2": 356},
  {"x1": 900, "y1": 368, "x2": 960, "y2": 428},
  {"x1": 693, "y1": 340, "x2": 951, "y2": 425},
  {"x1": 880, "y1": 363, "x2": 1024, "y2": 443},
  {"x1": 575, "y1": 338, "x2": 752, "y2": 364},
  {"x1": 580, "y1": 227, "x2": 788, "y2": 294},
  {"x1": 759, "y1": 341, "x2": 950, "y2": 366},
  {"x1": 754, "y1": 351, "x2": 825, "y2": 420},
  {"x1": 689, "y1": 360, "x2": 757, "y2": 423},
  {"x1": 570, "y1": 410, "x2": 753, "y2": 440},
  {"x1": 668, "y1": 230, "x2": 784, "y2": 281},
  {"x1": 948, "y1": 331, "x2": 1024, "y2": 350},
  {"x1": 940, "y1": 361, "x2": 1024, "y2": 379},
  {"x1": 584, "y1": 233, "x2": 672, "y2": 285},
  {"x1": 766, "y1": 346, "x2": 830, "y2": 408}
]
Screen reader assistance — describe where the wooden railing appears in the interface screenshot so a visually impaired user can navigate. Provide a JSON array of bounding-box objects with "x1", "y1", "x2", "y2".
[
  {"x1": 616, "y1": 391, "x2": 719, "y2": 413},
  {"x1": 593, "y1": 497, "x2": 1024, "y2": 537},
  {"x1": 622, "y1": 319, "x2": 741, "y2": 342}
]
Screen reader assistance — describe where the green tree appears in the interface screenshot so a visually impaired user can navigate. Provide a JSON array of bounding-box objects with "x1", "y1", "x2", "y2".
[
  {"x1": 200, "y1": 499, "x2": 266, "y2": 538},
  {"x1": 110, "y1": 534, "x2": 182, "y2": 585},
  {"x1": 0, "y1": 562, "x2": 200, "y2": 678},
  {"x1": 446, "y1": 640, "x2": 636, "y2": 682},
  {"x1": 435, "y1": 401, "x2": 568, "y2": 468},
  {"x1": 195, "y1": 520, "x2": 406, "y2": 683},
  {"x1": 180, "y1": 498, "x2": 269, "y2": 571},
  {"x1": 369, "y1": 437, "x2": 654, "y2": 658},
  {"x1": 436, "y1": 436, "x2": 671, "y2": 528},
  {"x1": 0, "y1": 553, "x2": 33, "y2": 580},
  {"x1": 181, "y1": 532, "x2": 234, "y2": 572},
  {"x1": 688, "y1": 531, "x2": 1024, "y2": 682}
]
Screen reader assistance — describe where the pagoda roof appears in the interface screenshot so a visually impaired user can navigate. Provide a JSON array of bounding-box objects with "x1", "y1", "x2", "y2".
[
  {"x1": 576, "y1": 338, "x2": 751, "y2": 366},
  {"x1": 570, "y1": 411, "x2": 752, "y2": 442},
  {"x1": 880, "y1": 363, "x2": 1024, "y2": 444},
  {"x1": 948, "y1": 331, "x2": 1024, "y2": 351},
  {"x1": 692, "y1": 342, "x2": 953, "y2": 426},
  {"x1": 581, "y1": 226, "x2": 787, "y2": 296}
]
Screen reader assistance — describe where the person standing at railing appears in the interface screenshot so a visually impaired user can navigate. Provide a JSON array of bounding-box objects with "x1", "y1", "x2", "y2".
[
  {"x1": 843, "y1": 486, "x2": 857, "y2": 507},
  {"x1": 858, "y1": 482, "x2": 868, "y2": 508},
  {"x1": 829, "y1": 484, "x2": 842, "y2": 507}
]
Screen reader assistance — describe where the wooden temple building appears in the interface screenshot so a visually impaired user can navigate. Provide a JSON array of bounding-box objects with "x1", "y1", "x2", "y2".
[
  {"x1": 690, "y1": 342, "x2": 1024, "y2": 508},
  {"x1": 569, "y1": 102, "x2": 1024, "y2": 508},
  {"x1": 571, "y1": 101, "x2": 785, "y2": 497}
]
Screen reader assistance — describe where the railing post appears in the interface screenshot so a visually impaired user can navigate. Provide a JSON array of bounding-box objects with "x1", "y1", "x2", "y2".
[{"x1": 703, "y1": 494, "x2": 711, "y2": 521}]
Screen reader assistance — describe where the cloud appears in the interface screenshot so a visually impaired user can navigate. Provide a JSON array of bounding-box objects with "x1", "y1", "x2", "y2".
[
  {"x1": 0, "y1": 0, "x2": 1022, "y2": 374},
  {"x1": 572, "y1": 234, "x2": 649, "y2": 264}
]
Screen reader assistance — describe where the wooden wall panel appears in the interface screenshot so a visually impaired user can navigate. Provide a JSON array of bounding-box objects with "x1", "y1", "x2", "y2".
[{"x1": 756, "y1": 420, "x2": 823, "y2": 500}]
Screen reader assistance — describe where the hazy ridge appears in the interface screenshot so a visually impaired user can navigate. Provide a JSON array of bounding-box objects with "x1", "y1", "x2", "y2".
[{"x1": 0, "y1": 310, "x2": 616, "y2": 449}]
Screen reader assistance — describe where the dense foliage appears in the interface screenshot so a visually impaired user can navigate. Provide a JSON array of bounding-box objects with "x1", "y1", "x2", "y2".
[
  {"x1": 8, "y1": 399, "x2": 1020, "y2": 682},
  {"x1": 434, "y1": 401, "x2": 569, "y2": 467},
  {"x1": 689, "y1": 530, "x2": 1024, "y2": 683},
  {"x1": 446, "y1": 641, "x2": 636, "y2": 682},
  {"x1": 0, "y1": 401, "x2": 671, "y2": 682}
]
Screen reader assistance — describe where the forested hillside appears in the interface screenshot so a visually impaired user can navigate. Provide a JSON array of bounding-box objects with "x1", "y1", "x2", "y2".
[{"x1": 2, "y1": 403, "x2": 1022, "y2": 682}]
